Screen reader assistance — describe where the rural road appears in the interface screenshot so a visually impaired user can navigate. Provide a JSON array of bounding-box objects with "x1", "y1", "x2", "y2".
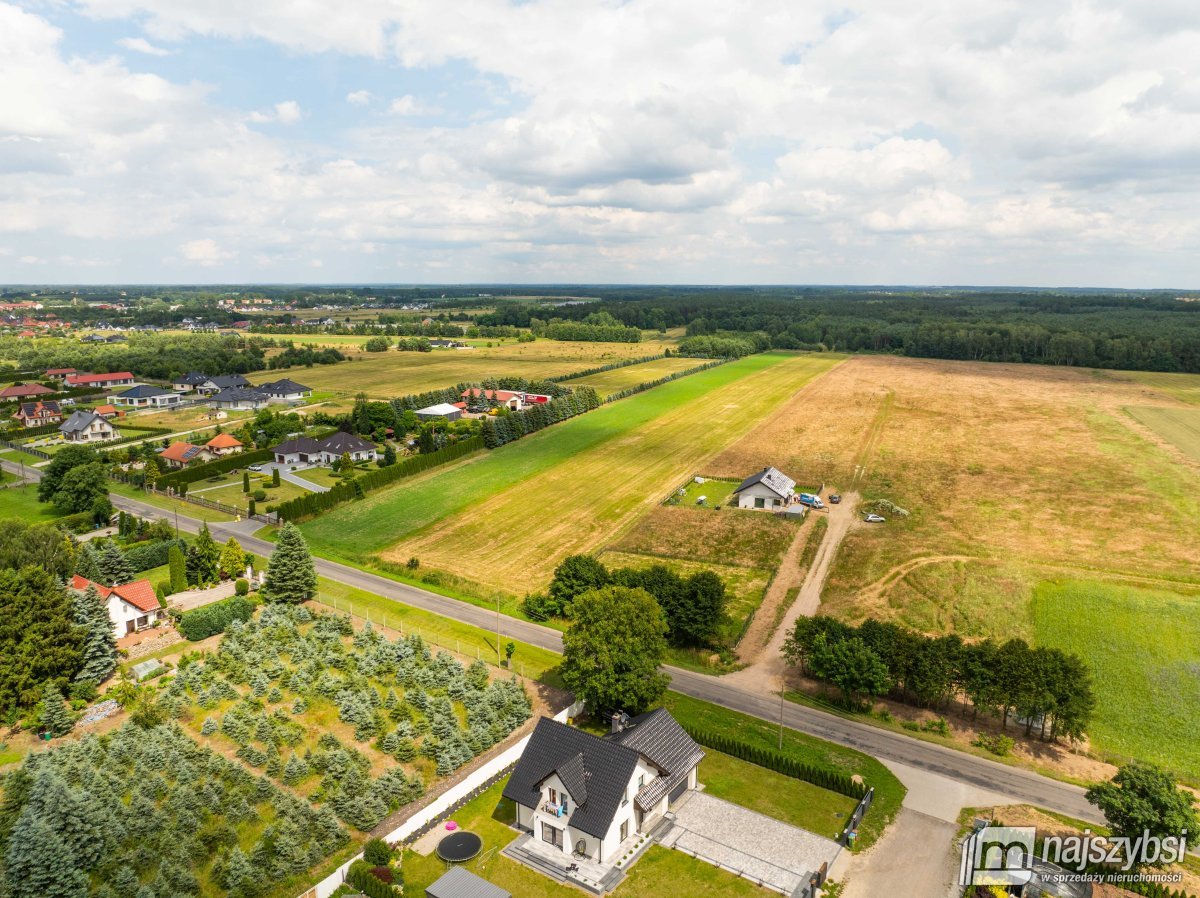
[{"x1": 96, "y1": 486, "x2": 1104, "y2": 826}]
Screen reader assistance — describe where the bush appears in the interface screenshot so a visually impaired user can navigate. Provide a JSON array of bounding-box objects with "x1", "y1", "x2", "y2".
[
  {"x1": 177, "y1": 596, "x2": 255, "y2": 641},
  {"x1": 972, "y1": 733, "x2": 1014, "y2": 757},
  {"x1": 235, "y1": 578, "x2": 250, "y2": 596},
  {"x1": 346, "y1": 859, "x2": 403, "y2": 897},
  {"x1": 251, "y1": 489, "x2": 267, "y2": 502},
  {"x1": 123, "y1": 538, "x2": 186, "y2": 573},
  {"x1": 362, "y1": 837, "x2": 392, "y2": 866}
]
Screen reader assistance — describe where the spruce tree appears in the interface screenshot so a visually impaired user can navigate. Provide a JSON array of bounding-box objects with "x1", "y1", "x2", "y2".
[
  {"x1": 95, "y1": 542, "x2": 133, "y2": 585},
  {"x1": 168, "y1": 544, "x2": 188, "y2": 594},
  {"x1": 261, "y1": 523, "x2": 317, "y2": 604},
  {"x1": 186, "y1": 524, "x2": 220, "y2": 586},
  {"x1": 72, "y1": 585, "x2": 117, "y2": 684},
  {"x1": 3, "y1": 810, "x2": 90, "y2": 898},
  {"x1": 39, "y1": 683, "x2": 75, "y2": 738},
  {"x1": 74, "y1": 542, "x2": 102, "y2": 582}
]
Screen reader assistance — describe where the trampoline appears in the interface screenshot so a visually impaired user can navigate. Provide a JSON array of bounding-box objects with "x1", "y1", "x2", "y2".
[{"x1": 436, "y1": 831, "x2": 482, "y2": 863}]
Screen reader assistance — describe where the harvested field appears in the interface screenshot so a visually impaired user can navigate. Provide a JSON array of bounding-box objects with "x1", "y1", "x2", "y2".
[
  {"x1": 608, "y1": 504, "x2": 797, "y2": 571},
  {"x1": 1125, "y1": 405, "x2": 1200, "y2": 462},
  {"x1": 261, "y1": 336, "x2": 679, "y2": 398},
  {"x1": 382, "y1": 353, "x2": 840, "y2": 591}
]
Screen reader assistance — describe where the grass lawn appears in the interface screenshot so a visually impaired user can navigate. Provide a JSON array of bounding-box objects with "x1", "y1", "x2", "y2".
[
  {"x1": 375, "y1": 353, "x2": 841, "y2": 592},
  {"x1": 109, "y1": 481, "x2": 236, "y2": 523},
  {"x1": 659, "y1": 691, "x2": 903, "y2": 851},
  {"x1": 671, "y1": 477, "x2": 738, "y2": 508},
  {"x1": 0, "y1": 447, "x2": 48, "y2": 465},
  {"x1": 698, "y1": 749, "x2": 856, "y2": 842},
  {"x1": 1032, "y1": 579, "x2": 1200, "y2": 782},
  {"x1": 194, "y1": 474, "x2": 311, "y2": 513},
  {"x1": 400, "y1": 777, "x2": 779, "y2": 898},
  {"x1": 0, "y1": 483, "x2": 63, "y2": 522},
  {"x1": 289, "y1": 466, "x2": 346, "y2": 489}
]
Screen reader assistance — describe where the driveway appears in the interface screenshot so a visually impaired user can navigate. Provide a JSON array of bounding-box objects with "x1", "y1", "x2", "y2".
[
  {"x1": 660, "y1": 790, "x2": 842, "y2": 895},
  {"x1": 267, "y1": 463, "x2": 330, "y2": 493}
]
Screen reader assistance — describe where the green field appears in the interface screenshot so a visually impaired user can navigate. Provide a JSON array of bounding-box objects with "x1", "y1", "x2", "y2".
[
  {"x1": 1126, "y1": 405, "x2": 1200, "y2": 462},
  {"x1": 562, "y1": 355, "x2": 704, "y2": 398},
  {"x1": 1120, "y1": 371, "x2": 1200, "y2": 406},
  {"x1": 0, "y1": 482, "x2": 62, "y2": 522},
  {"x1": 1033, "y1": 579, "x2": 1200, "y2": 781},
  {"x1": 109, "y1": 481, "x2": 236, "y2": 523},
  {"x1": 670, "y1": 477, "x2": 738, "y2": 508},
  {"x1": 302, "y1": 354, "x2": 840, "y2": 599},
  {"x1": 263, "y1": 337, "x2": 680, "y2": 399}
]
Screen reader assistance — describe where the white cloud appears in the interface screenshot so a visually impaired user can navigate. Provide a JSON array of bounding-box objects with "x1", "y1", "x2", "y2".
[
  {"x1": 7, "y1": 0, "x2": 1200, "y2": 284},
  {"x1": 180, "y1": 238, "x2": 234, "y2": 264},
  {"x1": 248, "y1": 100, "x2": 302, "y2": 124},
  {"x1": 117, "y1": 36, "x2": 171, "y2": 56}
]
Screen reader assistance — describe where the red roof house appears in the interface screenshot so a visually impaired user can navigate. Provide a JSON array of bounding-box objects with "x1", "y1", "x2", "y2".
[
  {"x1": 70, "y1": 575, "x2": 163, "y2": 637},
  {"x1": 0, "y1": 382, "x2": 55, "y2": 400}
]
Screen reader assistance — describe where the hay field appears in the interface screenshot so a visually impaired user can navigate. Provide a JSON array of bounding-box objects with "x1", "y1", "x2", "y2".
[
  {"x1": 1125, "y1": 405, "x2": 1200, "y2": 462},
  {"x1": 1117, "y1": 370, "x2": 1200, "y2": 406},
  {"x1": 704, "y1": 356, "x2": 1200, "y2": 638},
  {"x1": 562, "y1": 355, "x2": 704, "y2": 397},
  {"x1": 261, "y1": 337, "x2": 679, "y2": 398},
  {"x1": 368, "y1": 353, "x2": 841, "y2": 590}
]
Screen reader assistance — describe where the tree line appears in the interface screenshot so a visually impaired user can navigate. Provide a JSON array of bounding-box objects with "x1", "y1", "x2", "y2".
[
  {"x1": 480, "y1": 386, "x2": 602, "y2": 448},
  {"x1": 784, "y1": 616, "x2": 1096, "y2": 742},
  {"x1": 0, "y1": 333, "x2": 270, "y2": 380}
]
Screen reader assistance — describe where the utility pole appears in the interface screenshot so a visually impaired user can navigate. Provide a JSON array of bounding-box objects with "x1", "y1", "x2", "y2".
[
  {"x1": 496, "y1": 595, "x2": 502, "y2": 666},
  {"x1": 778, "y1": 677, "x2": 786, "y2": 750}
]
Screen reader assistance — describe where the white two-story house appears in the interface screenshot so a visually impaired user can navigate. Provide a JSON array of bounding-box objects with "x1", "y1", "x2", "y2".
[{"x1": 503, "y1": 710, "x2": 704, "y2": 865}]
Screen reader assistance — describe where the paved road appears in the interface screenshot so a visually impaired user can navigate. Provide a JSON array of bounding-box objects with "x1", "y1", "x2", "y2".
[{"x1": 102, "y1": 488, "x2": 1103, "y2": 825}]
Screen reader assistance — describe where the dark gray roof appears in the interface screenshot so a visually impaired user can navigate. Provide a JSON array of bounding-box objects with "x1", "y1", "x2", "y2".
[
  {"x1": 425, "y1": 868, "x2": 511, "y2": 898},
  {"x1": 609, "y1": 708, "x2": 705, "y2": 811},
  {"x1": 257, "y1": 378, "x2": 311, "y2": 396},
  {"x1": 273, "y1": 437, "x2": 322, "y2": 455},
  {"x1": 206, "y1": 374, "x2": 250, "y2": 389},
  {"x1": 209, "y1": 387, "x2": 267, "y2": 404},
  {"x1": 117, "y1": 384, "x2": 173, "y2": 399},
  {"x1": 60, "y1": 410, "x2": 108, "y2": 433},
  {"x1": 174, "y1": 371, "x2": 209, "y2": 385},
  {"x1": 502, "y1": 717, "x2": 639, "y2": 839},
  {"x1": 319, "y1": 431, "x2": 375, "y2": 455},
  {"x1": 734, "y1": 466, "x2": 796, "y2": 498}
]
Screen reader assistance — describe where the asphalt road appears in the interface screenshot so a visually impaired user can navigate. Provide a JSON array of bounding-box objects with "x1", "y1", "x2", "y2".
[{"x1": 94, "y1": 486, "x2": 1106, "y2": 824}]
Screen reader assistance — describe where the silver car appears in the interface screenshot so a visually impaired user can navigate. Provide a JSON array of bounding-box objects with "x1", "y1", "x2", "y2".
[{"x1": 864, "y1": 513, "x2": 885, "y2": 523}]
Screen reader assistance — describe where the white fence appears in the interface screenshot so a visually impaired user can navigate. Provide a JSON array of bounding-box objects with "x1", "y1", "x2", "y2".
[{"x1": 302, "y1": 699, "x2": 585, "y2": 898}]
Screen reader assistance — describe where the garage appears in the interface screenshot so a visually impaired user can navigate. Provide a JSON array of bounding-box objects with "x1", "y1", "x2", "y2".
[{"x1": 669, "y1": 779, "x2": 689, "y2": 803}]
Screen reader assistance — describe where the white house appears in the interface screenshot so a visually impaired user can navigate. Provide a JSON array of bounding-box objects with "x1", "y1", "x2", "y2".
[
  {"x1": 113, "y1": 384, "x2": 183, "y2": 409},
  {"x1": 503, "y1": 710, "x2": 704, "y2": 866},
  {"x1": 272, "y1": 431, "x2": 378, "y2": 466},
  {"x1": 197, "y1": 374, "x2": 251, "y2": 396},
  {"x1": 59, "y1": 410, "x2": 120, "y2": 443},
  {"x1": 70, "y1": 575, "x2": 164, "y2": 639},
  {"x1": 732, "y1": 466, "x2": 796, "y2": 510},
  {"x1": 171, "y1": 372, "x2": 210, "y2": 392},
  {"x1": 208, "y1": 387, "x2": 269, "y2": 411}
]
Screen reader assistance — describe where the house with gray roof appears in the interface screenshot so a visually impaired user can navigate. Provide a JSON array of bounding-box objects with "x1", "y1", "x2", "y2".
[
  {"x1": 208, "y1": 387, "x2": 269, "y2": 411},
  {"x1": 114, "y1": 384, "x2": 182, "y2": 409},
  {"x1": 272, "y1": 431, "x2": 378, "y2": 466},
  {"x1": 732, "y1": 466, "x2": 796, "y2": 510},
  {"x1": 197, "y1": 373, "x2": 251, "y2": 396},
  {"x1": 256, "y1": 378, "x2": 312, "y2": 403},
  {"x1": 502, "y1": 710, "x2": 703, "y2": 867},
  {"x1": 60, "y1": 410, "x2": 120, "y2": 443}
]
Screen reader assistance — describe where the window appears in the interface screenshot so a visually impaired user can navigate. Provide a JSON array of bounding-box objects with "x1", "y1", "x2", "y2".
[
  {"x1": 754, "y1": 497, "x2": 765, "y2": 509},
  {"x1": 620, "y1": 820, "x2": 629, "y2": 842},
  {"x1": 548, "y1": 787, "x2": 558, "y2": 805},
  {"x1": 541, "y1": 822, "x2": 563, "y2": 848},
  {"x1": 638, "y1": 774, "x2": 645, "y2": 788}
]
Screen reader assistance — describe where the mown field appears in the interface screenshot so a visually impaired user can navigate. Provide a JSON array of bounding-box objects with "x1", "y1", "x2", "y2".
[
  {"x1": 561, "y1": 355, "x2": 702, "y2": 397},
  {"x1": 1125, "y1": 405, "x2": 1200, "y2": 462},
  {"x1": 1118, "y1": 370, "x2": 1200, "y2": 406},
  {"x1": 263, "y1": 337, "x2": 680, "y2": 398},
  {"x1": 1033, "y1": 580, "x2": 1200, "y2": 781},
  {"x1": 378, "y1": 353, "x2": 841, "y2": 592}
]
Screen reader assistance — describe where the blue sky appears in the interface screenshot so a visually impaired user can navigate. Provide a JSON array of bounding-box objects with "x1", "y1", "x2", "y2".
[{"x1": 0, "y1": 0, "x2": 1198, "y2": 286}]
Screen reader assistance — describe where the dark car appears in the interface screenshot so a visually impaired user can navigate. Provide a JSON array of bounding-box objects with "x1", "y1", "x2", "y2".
[{"x1": 829, "y1": 494, "x2": 841, "y2": 504}]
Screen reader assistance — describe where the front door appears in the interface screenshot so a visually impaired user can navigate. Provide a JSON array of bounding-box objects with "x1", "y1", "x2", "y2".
[{"x1": 541, "y1": 822, "x2": 563, "y2": 849}]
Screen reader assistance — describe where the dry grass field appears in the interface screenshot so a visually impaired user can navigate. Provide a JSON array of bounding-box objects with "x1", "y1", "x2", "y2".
[
  {"x1": 377, "y1": 353, "x2": 841, "y2": 591},
  {"x1": 262, "y1": 336, "x2": 680, "y2": 398},
  {"x1": 609, "y1": 504, "x2": 797, "y2": 571},
  {"x1": 1125, "y1": 405, "x2": 1200, "y2": 462}
]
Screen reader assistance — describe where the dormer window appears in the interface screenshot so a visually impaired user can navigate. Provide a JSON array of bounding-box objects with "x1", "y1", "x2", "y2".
[{"x1": 548, "y1": 787, "x2": 558, "y2": 805}]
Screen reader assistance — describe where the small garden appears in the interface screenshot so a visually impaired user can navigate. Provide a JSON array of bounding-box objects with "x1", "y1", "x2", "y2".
[{"x1": 665, "y1": 476, "x2": 738, "y2": 509}]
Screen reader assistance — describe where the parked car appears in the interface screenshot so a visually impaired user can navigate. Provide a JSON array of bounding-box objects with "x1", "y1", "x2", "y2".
[
  {"x1": 829, "y1": 493, "x2": 841, "y2": 504},
  {"x1": 864, "y1": 513, "x2": 885, "y2": 523},
  {"x1": 248, "y1": 463, "x2": 265, "y2": 472}
]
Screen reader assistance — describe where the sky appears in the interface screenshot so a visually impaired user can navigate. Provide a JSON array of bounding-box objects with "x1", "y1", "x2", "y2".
[{"x1": 0, "y1": 0, "x2": 1198, "y2": 287}]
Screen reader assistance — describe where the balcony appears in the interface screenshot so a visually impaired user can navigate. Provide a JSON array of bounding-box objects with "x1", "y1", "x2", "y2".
[{"x1": 542, "y1": 802, "x2": 569, "y2": 818}]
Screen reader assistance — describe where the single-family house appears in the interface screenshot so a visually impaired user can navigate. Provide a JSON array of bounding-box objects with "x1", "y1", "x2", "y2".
[
  {"x1": 92, "y1": 404, "x2": 124, "y2": 420},
  {"x1": 70, "y1": 575, "x2": 163, "y2": 638},
  {"x1": 272, "y1": 431, "x2": 378, "y2": 466},
  {"x1": 45, "y1": 368, "x2": 77, "y2": 380},
  {"x1": 0, "y1": 382, "x2": 55, "y2": 400},
  {"x1": 204, "y1": 433, "x2": 244, "y2": 456},
  {"x1": 256, "y1": 378, "x2": 313, "y2": 403},
  {"x1": 197, "y1": 374, "x2": 251, "y2": 396},
  {"x1": 208, "y1": 387, "x2": 269, "y2": 411},
  {"x1": 15, "y1": 400, "x2": 62, "y2": 427},
  {"x1": 732, "y1": 466, "x2": 796, "y2": 510},
  {"x1": 65, "y1": 371, "x2": 136, "y2": 390},
  {"x1": 415, "y1": 403, "x2": 463, "y2": 421},
  {"x1": 503, "y1": 710, "x2": 704, "y2": 866},
  {"x1": 461, "y1": 388, "x2": 551, "y2": 411},
  {"x1": 60, "y1": 410, "x2": 120, "y2": 443},
  {"x1": 171, "y1": 371, "x2": 210, "y2": 392},
  {"x1": 159, "y1": 441, "x2": 215, "y2": 469},
  {"x1": 428, "y1": 339, "x2": 465, "y2": 349},
  {"x1": 114, "y1": 384, "x2": 183, "y2": 409}
]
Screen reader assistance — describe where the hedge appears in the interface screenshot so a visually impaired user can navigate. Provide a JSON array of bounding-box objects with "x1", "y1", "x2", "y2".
[
  {"x1": 681, "y1": 725, "x2": 868, "y2": 800},
  {"x1": 57, "y1": 511, "x2": 97, "y2": 534},
  {"x1": 123, "y1": 538, "x2": 186, "y2": 573},
  {"x1": 346, "y1": 860, "x2": 403, "y2": 898},
  {"x1": 274, "y1": 437, "x2": 484, "y2": 521},
  {"x1": 176, "y1": 595, "x2": 255, "y2": 641},
  {"x1": 156, "y1": 447, "x2": 274, "y2": 492}
]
